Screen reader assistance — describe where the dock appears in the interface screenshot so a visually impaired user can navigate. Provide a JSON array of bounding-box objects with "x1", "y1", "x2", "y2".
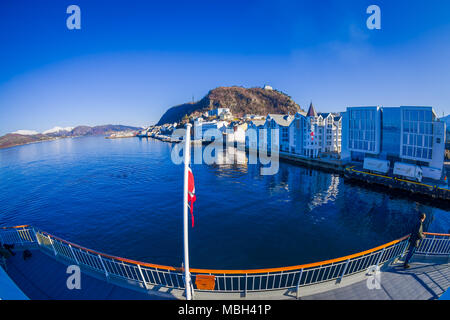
[{"x1": 344, "y1": 166, "x2": 450, "y2": 201}]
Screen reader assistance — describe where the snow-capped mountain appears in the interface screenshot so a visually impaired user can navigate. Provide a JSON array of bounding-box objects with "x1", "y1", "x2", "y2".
[
  {"x1": 12, "y1": 130, "x2": 40, "y2": 135},
  {"x1": 42, "y1": 126, "x2": 74, "y2": 135}
]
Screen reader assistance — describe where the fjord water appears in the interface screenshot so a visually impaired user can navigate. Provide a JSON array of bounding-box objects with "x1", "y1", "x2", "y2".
[{"x1": 0, "y1": 136, "x2": 448, "y2": 269}]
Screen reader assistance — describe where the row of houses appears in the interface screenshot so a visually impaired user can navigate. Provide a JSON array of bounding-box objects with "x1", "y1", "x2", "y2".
[
  {"x1": 244, "y1": 105, "x2": 446, "y2": 181},
  {"x1": 192, "y1": 103, "x2": 343, "y2": 158},
  {"x1": 246, "y1": 103, "x2": 342, "y2": 158},
  {"x1": 151, "y1": 104, "x2": 447, "y2": 181}
]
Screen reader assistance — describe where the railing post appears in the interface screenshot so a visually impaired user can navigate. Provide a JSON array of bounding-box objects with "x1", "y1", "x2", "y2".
[
  {"x1": 32, "y1": 228, "x2": 40, "y2": 246},
  {"x1": 376, "y1": 248, "x2": 386, "y2": 266},
  {"x1": 400, "y1": 240, "x2": 409, "y2": 258},
  {"x1": 191, "y1": 281, "x2": 195, "y2": 300},
  {"x1": 48, "y1": 236, "x2": 57, "y2": 256},
  {"x1": 426, "y1": 236, "x2": 435, "y2": 256},
  {"x1": 69, "y1": 244, "x2": 79, "y2": 265},
  {"x1": 137, "y1": 264, "x2": 149, "y2": 290},
  {"x1": 296, "y1": 269, "x2": 303, "y2": 300},
  {"x1": 17, "y1": 229, "x2": 24, "y2": 246},
  {"x1": 98, "y1": 254, "x2": 109, "y2": 280},
  {"x1": 244, "y1": 274, "x2": 248, "y2": 297},
  {"x1": 338, "y1": 259, "x2": 350, "y2": 283}
]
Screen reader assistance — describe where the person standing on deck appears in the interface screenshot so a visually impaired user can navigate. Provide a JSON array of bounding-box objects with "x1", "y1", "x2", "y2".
[{"x1": 404, "y1": 213, "x2": 426, "y2": 269}]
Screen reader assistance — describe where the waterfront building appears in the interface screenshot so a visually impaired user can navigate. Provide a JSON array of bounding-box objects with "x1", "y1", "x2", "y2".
[
  {"x1": 341, "y1": 106, "x2": 446, "y2": 179},
  {"x1": 288, "y1": 104, "x2": 342, "y2": 158},
  {"x1": 263, "y1": 114, "x2": 294, "y2": 152},
  {"x1": 243, "y1": 114, "x2": 265, "y2": 121},
  {"x1": 225, "y1": 122, "x2": 248, "y2": 145},
  {"x1": 288, "y1": 111, "x2": 308, "y2": 155},
  {"x1": 316, "y1": 113, "x2": 342, "y2": 154},
  {"x1": 246, "y1": 119, "x2": 265, "y2": 151},
  {"x1": 219, "y1": 109, "x2": 233, "y2": 121},
  {"x1": 193, "y1": 117, "x2": 229, "y2": 141},
  {"x1": 208, "y1": 108, "x2": 230, "y2": 118}
]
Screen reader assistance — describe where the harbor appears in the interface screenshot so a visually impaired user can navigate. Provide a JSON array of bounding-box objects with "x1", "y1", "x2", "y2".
[
  {"x1": 137, "y1": 104, "x2": 450, "y2": 203},
  {"x1": 141, "y1": 132, "x2": 450, "y2": 202},
  {"x1": 2, "y1": 0, "x2": 450, "y2": 305}
]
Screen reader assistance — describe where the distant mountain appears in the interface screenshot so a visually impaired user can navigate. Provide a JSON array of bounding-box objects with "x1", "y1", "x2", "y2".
[
  {"x1": 157, "y1": 86, "x2": 303, "y2": 125},
  {"x1": 12, "y1": 130, "x2": 40, "y2": 135},
  {"x1": 42, "y1": 126, "x2": 75, "y2": 135},
  {"x1": 70, "y1": 125, "x2": 141, "y2": 136},
  {"x1": 0, "y1": 124, "x2": 142, "y2": 149},
  {"x1": 0, "y1": 134, "x2": 55, "y2": 149}
]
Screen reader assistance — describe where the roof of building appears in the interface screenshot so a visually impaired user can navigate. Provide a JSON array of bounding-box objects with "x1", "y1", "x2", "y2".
[
  {"x1": 250, "y1": 120, "x2": 266, "y2": 127},
  {"x1": 307, "y1": 103, "x2": 318, "y2": 117},
  {"x1": 267, "y1": 114, "x2": 294, "y2": 127},
  {"x1": 318, "y1": 112, "x2": 331, "y2": 119}
]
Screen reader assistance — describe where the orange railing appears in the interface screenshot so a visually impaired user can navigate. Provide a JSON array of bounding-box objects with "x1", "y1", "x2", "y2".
[{"x1": 1, "y1": 226, "x2": 449, "y2": 295}]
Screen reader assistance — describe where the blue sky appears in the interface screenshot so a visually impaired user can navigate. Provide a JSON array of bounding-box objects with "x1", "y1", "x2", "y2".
[{"x1": 0, "y1": 0, "x2": 449, "y2": 135}]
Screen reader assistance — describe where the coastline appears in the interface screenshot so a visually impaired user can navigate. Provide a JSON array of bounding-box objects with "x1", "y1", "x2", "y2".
[
  {"x1": 0, "y1": 136, "x2": 62, "y2": 150},
  {"x1": 0, "y1": 135, "x2": 92, "y2": 151}
]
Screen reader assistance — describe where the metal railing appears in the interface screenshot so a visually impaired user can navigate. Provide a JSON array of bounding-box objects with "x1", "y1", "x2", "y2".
[
  {"x1": 416, "y1": 233, "x2": 450, "y2": 256},
  {"x1": 1, "y1": 225, "x2": 449, "y2": 295}
]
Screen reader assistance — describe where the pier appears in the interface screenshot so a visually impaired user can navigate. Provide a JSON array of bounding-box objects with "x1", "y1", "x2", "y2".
[
  {"x1": 1, "y1": 226, "x2": 448, "y2": 300},
  {"x1": 344, "y1": 166, "x2": 450, "y2": 201}
]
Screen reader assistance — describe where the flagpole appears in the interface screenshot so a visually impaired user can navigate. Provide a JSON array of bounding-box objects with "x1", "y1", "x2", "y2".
[{"x1": 183, "y1": 123, "x2": 193, "y2": 300}]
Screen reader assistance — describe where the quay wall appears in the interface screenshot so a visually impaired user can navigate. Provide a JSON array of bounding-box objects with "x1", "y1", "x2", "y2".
[{"x1": 144, "y1": 136, "x2": 450, "y2": 202}]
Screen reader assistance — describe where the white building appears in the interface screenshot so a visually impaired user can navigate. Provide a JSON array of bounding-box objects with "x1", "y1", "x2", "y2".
[
  {"x1": 244, "y1": 104, "x2": 341, "y2": 158},
  {"x1": 290, "y1": 103, "x2": 342, "y2": 158},
  {"x1": 315, "y1": 113, "x2": 342, "y2": 154},
  {"x1": 341, "y1": 106, "x2": 446, "y2": 179},
  {"x1": 225, "y1": 122, "x2": 248, "y2": 145},
  {"x1": 246, "y1": 120, "x2": 266, "y2": 151},
  {"x1": 193, "y1": 118, "x2": 229, "y2": 141},
  {"x1": 263, "y1": 114, "x2": 294, "y2": 153},
  {"x1": 208, "y1": 108, "x2": 231, "y2": 118}
]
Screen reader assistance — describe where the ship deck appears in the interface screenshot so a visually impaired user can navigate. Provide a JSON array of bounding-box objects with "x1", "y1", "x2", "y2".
[
  {"x1": 3, "y1": 247, "x2": 449, "y2": 300},
  {"x1": 3, "y1": 249, "x2": 173, "y2": 300}
]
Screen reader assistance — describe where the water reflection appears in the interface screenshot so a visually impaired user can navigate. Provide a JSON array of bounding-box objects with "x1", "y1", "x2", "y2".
[{"x1": 0, "y1": 137, "x2": 448, "y2": 269}]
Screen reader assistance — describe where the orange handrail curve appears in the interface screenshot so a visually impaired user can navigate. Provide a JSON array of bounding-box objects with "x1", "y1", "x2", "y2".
[
  {"x1": 191, "y1": 235, "x2": 411, "y2": 274},
  {"x1": 39, "y1": 230, "x2": 179, "y2": 271},
  {"x1": 192, "y1": 232, "x2": 450, "y2": 274},
  {"x1": 423, "y1": 232, "x2": 450, "y2": 237},
  {"x1": 7, "y1": 225, "x2": 450, "y2": 275},
  {"x1": 1, "y1": 225, "x2": 29, "y2": 229}
]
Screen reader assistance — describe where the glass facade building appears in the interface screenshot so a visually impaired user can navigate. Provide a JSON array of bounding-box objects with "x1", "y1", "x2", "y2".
[
  {"x1": 400, "y1": 107, "x2": 434, "y2": 162},
  {"x1": 347, "y1": 107, "x2": 379, "y2": 154},
  {"x1": 381, "y1": 107, "x2": 401, "y2": 161},
  {"x1": 341, "y1": 106, "x2": 445, "y2": 176}
]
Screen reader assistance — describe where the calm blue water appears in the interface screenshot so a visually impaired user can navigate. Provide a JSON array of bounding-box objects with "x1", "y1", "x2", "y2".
[{"x1": 0, "y1": 136, "x2": 449, "y2": 269}]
